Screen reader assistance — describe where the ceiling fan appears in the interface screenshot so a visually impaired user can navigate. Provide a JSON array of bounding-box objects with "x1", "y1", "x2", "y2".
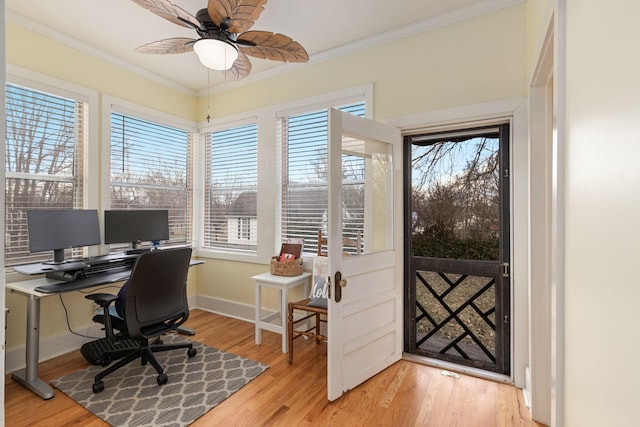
[{"x1": 131, "y1": 0, "x2": 309, "y2": 80}]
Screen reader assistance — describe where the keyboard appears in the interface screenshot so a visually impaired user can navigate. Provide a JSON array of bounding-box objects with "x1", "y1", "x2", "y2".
[{"x1": 34, "y1": 268, "x2": 132, "y2": 293}]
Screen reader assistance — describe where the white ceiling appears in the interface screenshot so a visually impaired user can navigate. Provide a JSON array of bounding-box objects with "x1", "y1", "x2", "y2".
[{"x1": 6, "y1": 0, "x2": 515, "y2": 95}]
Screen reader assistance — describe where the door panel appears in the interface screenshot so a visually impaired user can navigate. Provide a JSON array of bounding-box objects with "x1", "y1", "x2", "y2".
[{"x1": 327, "y1": 109, "x2": 402, "y2": 400}]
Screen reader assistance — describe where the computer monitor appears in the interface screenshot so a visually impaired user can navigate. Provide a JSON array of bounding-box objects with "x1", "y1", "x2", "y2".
[
  {"x1": 27, "y1": 209, "x2": 102, "y2": 264},
  {"x1": 104, "y1": 210, "x2": 170, "y2": 251}
]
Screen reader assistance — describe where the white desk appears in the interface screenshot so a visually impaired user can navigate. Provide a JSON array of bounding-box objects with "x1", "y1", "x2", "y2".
[{"x1": 253, "y1": 272, "x2": 311, "y2": 353}]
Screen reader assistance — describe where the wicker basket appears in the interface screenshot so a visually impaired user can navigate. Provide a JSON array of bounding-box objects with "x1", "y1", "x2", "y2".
[{"x1": 270, "y1": 256, "x2": 303, "y2": 276}]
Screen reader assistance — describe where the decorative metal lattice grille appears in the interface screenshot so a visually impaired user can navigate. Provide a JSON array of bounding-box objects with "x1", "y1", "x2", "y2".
[
  {"x1": 409, "y1": 258, "x2": 508, "y2": 374},
  {"x1": 416, "y1": 270, "x2": 496, "y2": 364}
]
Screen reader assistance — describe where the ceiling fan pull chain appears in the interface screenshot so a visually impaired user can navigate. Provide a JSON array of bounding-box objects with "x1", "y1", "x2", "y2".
[{"x1": 206, "y1": 69, "x2": 211, "y2": 123}]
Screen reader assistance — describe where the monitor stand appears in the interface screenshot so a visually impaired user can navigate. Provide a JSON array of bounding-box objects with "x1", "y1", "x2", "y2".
[
  {"x1": 42, "y1": 248, "x2": 68, "y2": 265},
  {"x1": 125, "y1": 241, "x2": 151, "y2": 255},
  {"x1": 125, "y1": 248, "x2": 151, "y2": 255}
]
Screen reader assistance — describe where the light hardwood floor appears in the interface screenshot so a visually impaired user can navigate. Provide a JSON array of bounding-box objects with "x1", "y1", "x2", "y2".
[{"x1": 5, "y1": 309, "x2": 544, "y2": 426}]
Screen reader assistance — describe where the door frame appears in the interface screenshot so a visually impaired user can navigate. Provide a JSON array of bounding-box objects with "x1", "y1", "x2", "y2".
[
  {"x1": 528, "y1": 18, "x2": 556, "y2": 425},
  {"x1": 389, "y1": 97, "x2": 529, "y2": 386},
  {"x1": 0, "y1": 1, "x2": 6, "y2": 416},
  {"x1": 403, "y1": 123, "x2": 511, "y2": 375}
]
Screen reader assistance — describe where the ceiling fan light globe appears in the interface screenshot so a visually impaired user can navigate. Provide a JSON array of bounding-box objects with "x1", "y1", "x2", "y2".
[{"x1": 193, "y1": 39, "x2": 238, "y2": 70}]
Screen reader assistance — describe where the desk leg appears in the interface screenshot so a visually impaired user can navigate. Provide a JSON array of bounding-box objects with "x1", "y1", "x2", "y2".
[
  {"x1": 255, "y1": 283, "x2": 262, "y2": 345},
  {"x1": 11, "y1": 294, "x2": 54, "y2": 400}
]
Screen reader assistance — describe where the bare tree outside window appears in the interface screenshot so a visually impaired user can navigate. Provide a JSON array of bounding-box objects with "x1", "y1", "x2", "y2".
[
  {"x1": 110, "y1": 113, "x2": 193, "y2": 249},
  {"x1": 4, "y1": 84, "x2": 85, "y2": 266},
  {"x1": 411, "y1": 134, "x2": 500, "y2": 260}
]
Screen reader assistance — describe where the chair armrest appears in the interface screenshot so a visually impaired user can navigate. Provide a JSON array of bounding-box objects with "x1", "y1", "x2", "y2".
[
  {"x1": 85, "y1": 293, "x2": 118, "y2": 307},
  {"x1": 85, "y1": 293, "x2": 121, "y2": 339}
]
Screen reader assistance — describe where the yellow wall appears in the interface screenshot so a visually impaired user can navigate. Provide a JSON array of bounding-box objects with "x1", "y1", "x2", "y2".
[
  {"x1": 196, "y1": 259, "x2": 307, "y2": 309},
  {"x1": 196, "y1": 4, "x2": 527, "y2": 306},
  {"x1": 5, "y1": 270, "x2": 199, "y2": 351},
  {"x1": 5, "y1": 280, "x2": 121, "y2": 349},
  {"x1": 4, "y1": 23, "x2": 199, "y2": 352},
  {"x1": 526, "y1": 0, "x2": 554, "y2": 82},
  {"x1": 7, "y1": 24, "x2": 197, "y2": 122},
  {"x1": 198, "y1": 5, "x2": 527, "y2": 121},
  {"x1": 9, "y1": 4, "x2": 640, "y2": 425},
  {"x1": 4, "y1": 4, "x2": 527, "y2": 357}
]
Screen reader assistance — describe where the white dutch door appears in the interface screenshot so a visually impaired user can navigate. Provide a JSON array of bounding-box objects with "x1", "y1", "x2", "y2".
[{"x1": 326, "y1": 108, "x2": 403, "y2": 400}]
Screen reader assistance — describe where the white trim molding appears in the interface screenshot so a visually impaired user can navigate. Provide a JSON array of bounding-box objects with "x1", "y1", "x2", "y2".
[{"x1": 388, "y1": 97, "x2": 530, "y2": 391}]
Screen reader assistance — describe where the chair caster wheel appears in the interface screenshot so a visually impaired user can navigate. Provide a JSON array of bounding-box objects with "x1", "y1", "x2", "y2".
[
  {"x1": 157, "y1": 373, "x2": 168, "y2": 385},
  {"x1": 187, "y1": 348, "x2": 197, "y2": 357},
  {"x1": 93, "y1": 381, "x2": 104, "y2": 393},
  {"x1": 100, "y1": 355, "x2": 111, "y2": 367}
]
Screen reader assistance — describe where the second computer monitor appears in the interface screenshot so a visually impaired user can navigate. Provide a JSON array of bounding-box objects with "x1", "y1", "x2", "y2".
[{"x1": 104, "y1": 210, "x2": 169, "y2": 250}]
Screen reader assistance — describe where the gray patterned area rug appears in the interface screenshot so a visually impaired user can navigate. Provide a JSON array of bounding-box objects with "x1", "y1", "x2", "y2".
[{"x1": 51, "y1": 335, "x2": 268, "y2": 426}]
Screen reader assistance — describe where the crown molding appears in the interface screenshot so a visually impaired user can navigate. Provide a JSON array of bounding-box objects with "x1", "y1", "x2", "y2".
[
  {"x1": 7, "y1": 0, "x2": 523, "y2": 98},
  {"x1": 204, "y1": 0, "x2": 524, "y2": 95},
  {"x1": 6, "y1": 11, "x2": 198, "y2": 96}
]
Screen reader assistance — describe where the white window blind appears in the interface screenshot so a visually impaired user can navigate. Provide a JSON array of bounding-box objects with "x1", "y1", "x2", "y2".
[
  {"x1": 203, "y1": 123, "x2": 258, "y2": 253},
  {"x1": 279, "y1": 102, "x2": 366, "y2": 256},
  {"x1": 110, "y1": 112, "x2": 193, "y2": 250},
  {"x1": 4, "y1": 83, "x2": 87, "y2": 266}
]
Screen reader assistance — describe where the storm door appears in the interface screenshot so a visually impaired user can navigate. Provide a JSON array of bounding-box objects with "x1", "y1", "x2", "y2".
[{"x1": 404, "y1": 124, "x2": 510, "y2": 374}]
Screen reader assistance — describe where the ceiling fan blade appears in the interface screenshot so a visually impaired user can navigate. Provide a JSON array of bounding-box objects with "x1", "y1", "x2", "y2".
[
  {"x1": 237, "y1": 31, "x2": 309, "y2": 63},
  {"x1": 131, "y1": 0, "x2": 201, "y2": 30},
  {"x1": 135, "y1": 37, "x2": 196, "y2": 54},
  {"x1": 208, "y1": 0, "x2": 267, "y2": 33},
  {"x1": 223, "y1": 50, "x2": 252, "y2": 80}
]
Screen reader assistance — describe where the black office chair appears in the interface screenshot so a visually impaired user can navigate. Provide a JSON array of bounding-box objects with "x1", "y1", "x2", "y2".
[{"x1": 84, "y1": 247, "x2": 197, "y2": 393}]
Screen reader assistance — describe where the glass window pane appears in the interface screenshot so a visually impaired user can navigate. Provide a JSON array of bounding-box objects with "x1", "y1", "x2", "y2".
[
  {"x1": 204, "y1": 123, "x2": 258, "y2": 253},
  {"x1": 341, "y1": 135, "x2": 393, "y2": 254},
  {"x1": 4, "y1": 84, "x2": 86, "y2": 266},
  {"x1": 280, "y1": 102, "x2": 365, "y2": 257},
  {"x1": 411, "y1": 130, "x2": 500, "y2": 260},
  {"x1": 110, "y1": 112, "x2": 193, "y2": 251}
]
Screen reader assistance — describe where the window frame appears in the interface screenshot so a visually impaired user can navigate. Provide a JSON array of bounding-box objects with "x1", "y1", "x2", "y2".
[
  {"x1": 4, "y1": 66, "x2": 99, "y2": 275},
  {"x1": 277, "y1": 102, "x2": 367, "y2": 259},
  {"x1": 101, "y1": 96, "x2": 197, "y2": 253},
  {"x1": 4, "y1": 78, "x2": 373, "y2": 269},
  {"x1": 196, "y1": 84, "x2": 373, "y2": 265},
  {"x1": 198, "y1": 115, "x2": 261, "y2": 261},
  {"x1": 237, "y1": 217, "x2": 251, "y2": 241},
  {"x1": 201, "y1": 117, "x2": 259, "y2": 254}
]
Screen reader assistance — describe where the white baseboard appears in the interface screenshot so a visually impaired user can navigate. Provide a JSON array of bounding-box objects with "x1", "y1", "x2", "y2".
[
  {"x1": 523, "y1": 365, "x2": 532, "y2": 408},
  {"x1": 194, "y1": 295, "x2": 256, "y2": 323}
]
